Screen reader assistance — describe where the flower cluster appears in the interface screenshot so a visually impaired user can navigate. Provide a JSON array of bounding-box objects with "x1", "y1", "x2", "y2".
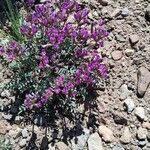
[{"x1": 1, "y1": 0, "x2": 109, "y2": 111}]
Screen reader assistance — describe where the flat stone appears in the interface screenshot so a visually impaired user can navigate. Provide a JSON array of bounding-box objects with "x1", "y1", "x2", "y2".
[
  {"x1": 137, "y1": 127, "x2": 147, "y2": 140},
  {"x1": 56, "y1": 142, "x2": 70, "y2": 150},
  {"x1": 120, "y1": 84, "x2": 131, "y2": 99},
  {"x1": 111, "y1": 50, "x2": 122, "y2": 61},
  {"x1": 135, "y1": 107, "x2": 145, "y2": 120},
  {"x1": 138, "y1": 140, "x2": 147, "y2": 147},
  {"x1": 137, "y1": 67, "x2": 150, "y2": 97},
  {"x1": 2, "y1": 114, "x2": 13, "y2": 120},
  {"x1": 71, "y1": 128, "x2": 90, "y2": 150},
  {"x1": 98, "y1": 126, "x2": 114, "y2": 143},
  {"x1": 129, "y1": 34, "x2": 139, "y2": 45},
  {"x1": 88, "y1": 132, "x2": 104, "y2": 150},
  {"x1": 124, "y1": 98, "x2": 135, "y2": 113},
  {"x1": 120, "y1": 127, "x2": 132, "y2": 144},
  {"x1": 125, "y1": 49, "x2": 134, "y2": 56},
  {"x1": 1, "y1": 90, "x2": 11, "y2": 98}
]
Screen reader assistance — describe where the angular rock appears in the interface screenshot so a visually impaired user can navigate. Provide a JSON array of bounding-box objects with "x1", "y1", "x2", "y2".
[
  {"x1": 19, "y1": 139, "x2": 27, "y2": 148},
  {"x1": 2, "y1": 114, "x2": 13, "y2": 121},
  {"x1": 88, "y1": 132, "x2": 104, "y2": 150},
  {"x1": 120, "y1": 84, "x2": 131, "y2": 99},
  {"x1": 56, "y1": 142, "x2": 70, "y2": 150},
  {"x1": 137, "y1": 127, "x2": 147, "y2": 140},
  {"x1": 120, "y1": 127, "x2": 132, "y2": 144},
  {"x1": 135, "y1": 107, "x2": 145, "y2": 120},
  {"x1": 111, "y1": 50, "x2": 122, "y2": 61},
  {"x1": 129, "y1": 34, "x2": 139, "y2": 45},
  {"x1": 121, "y1": 8, "x2": 129, "y2": 17},
  {"x1": 124, "y1": 98, "x2": 135, "y2": 113},
  {"x1": 125, "y1": 49, "x2": 134, "y2": 57},
  {"x1": 113, "y1": 113, "x2": 128, "y2": 125},
  {"x1": 98, "y1": 126, "x2": 114, "y2": 143},
  {"x1": 71, "y1": 128, "x2": 90, "y2": 150},
  {"x1": 137, "y1": 67, "x2": 150, "y2": 97},
  {"x1": 21, "y1": 128, "x2": 29, "y2": 138}
]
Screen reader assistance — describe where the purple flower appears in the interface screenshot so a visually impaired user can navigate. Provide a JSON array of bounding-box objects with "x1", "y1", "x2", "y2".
[
  {"x1": 98, "y1": 64, "x2": 108, "y2": 78},
  {"x1": 39, "y1": 49, "x2": 49, "y2": 69},
  {"x1": 0, "y1": 47, "x2": 4, "y2": 55}
]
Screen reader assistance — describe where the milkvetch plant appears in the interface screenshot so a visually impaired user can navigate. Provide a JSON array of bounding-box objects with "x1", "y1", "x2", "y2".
[{"x1": 0, "y1": 0, "x2": 108, "y2": 114}]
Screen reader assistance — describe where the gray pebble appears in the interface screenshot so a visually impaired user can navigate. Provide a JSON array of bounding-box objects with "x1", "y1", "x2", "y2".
[{"x1": 121, "y1": 8, "x2": 129, "y2": 17}]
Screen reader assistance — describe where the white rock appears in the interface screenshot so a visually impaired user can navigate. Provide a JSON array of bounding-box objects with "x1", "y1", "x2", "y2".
[
  {"x1": 71, "y1": 128, "x2": 90, "y2": 150},
  {"x1": 124, "y1": 98, "x2": 135, "y2": 113},
  {"x1": 1, "y1": 90, "x2": 11, "y2": 98},
  {"x1": 98, "y1": 126, "x2": 114, "y2": 142},
  {"x1": 88, "y1": 132, "x2": 104, "y2": 150},
  {"x1": 121, "y1": 8, "x2": 129, "y2": 17},
  {"x1": 125, "y1": 49, "x2": 134, "y2": 56},
  {"x1": 129, "y1": 34, "x2": 139, "y2": 45},
  {"x1": 135, "y1": 107, "x2": 145, "y2": 120},
  {"x1": 19, "y1": 139, "x2": 27, "y2": 148},
  {"x1": 137, "y1": 127, "x2": 148, "y2": 140},
  {"x1": 21, "y1": 128, "x2": 29, "y2": 138},
  {"x1": 111, "y1": 50, "x2": 122, "y2": 61}
]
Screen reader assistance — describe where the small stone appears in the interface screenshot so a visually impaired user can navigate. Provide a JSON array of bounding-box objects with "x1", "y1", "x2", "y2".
[
  {"x1": 121, "y1": 8, "x2": 129, "y2": 17},
  {"x1": 15, "y1": 116, "x2": 23, "y2": 124},
  {"x1": 137, "y1": 127, "x2": 148, "y2": 140},
  {"x1": 56, "y1": 142, "x2": 70, "y2": 150},
  {"x1": 21, "y1": 128, "x2": 29, "y2": 138},
  {"x1": 142, "y1": 122, "x2": 150, "y2": 129},
  {"x1": 120, "y1": 84, "x2": 131, "y2": 99},
  {"x1": 0, "y1": 121, "x2": 7, "y2": 134},
  {"x1": 120, "y1": 127, "x2": 132, "y2": 144},
  {"x1": 113, "y1": 145, "x2": 125, "y2": 150},
  {"x1": 71, "y1": 128, "x2": 90, "y2": 150},
  {"x1": 2, "y1": 114, "x2": 13, "y2": 120},
  {"x1": 129, "y1": 34, "x2": 139, "y2": 45},
  {"x1": 138, "y1": 140, "x2": 146, "y2": 147},
  {"x1": 88, "y1": 132, "x2": 104, "y2": 150},
  {"x1": 124, "y1": 98, "x2": 135, "y2": 113},
  {"x1": 111, "y1": 51, "x2": 122, "y2": 61},
  {"x1": 125, "y1": 49, "x2": 134, "y2": 56},
  {"x1": 99, "y1": 0, "x2": 108, "y2": 6},
  {"x1": 19, "y1": 139, "x2": 27, "y2": 148},
  {"x1": 145, "y1": 6, "x2": 150, "y2": 22},
  {"x1": 98, "y1": 126, "x2": 114, "y2": 143},
  {"x1": 1, "y1": 90, "x2": 11, "y2": 98},
  {"x1": 137, "y1": 67, "x2": 150, "y2": 97},
  {"x1": 135, "y1": 107, "x2": 145, "y2": 120},
  {"x1": 113, "y1": 113, "x2": 128, "y2": 125},
  {"x1": 110, "y1": 8, "x2": 121, "y2": 18}
]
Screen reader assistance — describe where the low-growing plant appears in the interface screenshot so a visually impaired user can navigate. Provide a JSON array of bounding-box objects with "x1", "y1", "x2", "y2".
[
  {"x1": 0, "y1": 0, "x2": 108, "y2": 116},
  {"x1": 0, "y1": 137, "x2": 12, "y2": 150}
]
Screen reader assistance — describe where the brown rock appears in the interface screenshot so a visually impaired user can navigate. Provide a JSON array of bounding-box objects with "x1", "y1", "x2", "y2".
[
  {"x1": 55, "y1": 142, "x2": 70, "y2": 150},
  {"x1": 142, "y1": 122, "x2": 150, "y2": 129},
  {"x1": 137, "y1": 67, "x2": 150, "y2": 97},
  {"x1": 98, "y1": 126, "x2": 114, "y2": 142},
  {"x1": 0, "y1": 120, "x2": 7, "y2": 135},
  {"x1": 111, "y1": 50, "x2": 122, "y2": 61},
  {"x1": 120, "y1": 127, "x2": 132, "y2": 144}
]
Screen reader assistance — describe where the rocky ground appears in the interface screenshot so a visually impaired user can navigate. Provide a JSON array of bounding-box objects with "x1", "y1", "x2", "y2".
[{"x1": 0, "y1": 0, "x2": 150, "y2": 150}]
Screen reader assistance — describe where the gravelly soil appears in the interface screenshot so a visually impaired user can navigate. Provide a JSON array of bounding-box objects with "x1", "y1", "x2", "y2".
[{"x1": 0, "y1": 0, "x2": 150, "y2": 150}]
